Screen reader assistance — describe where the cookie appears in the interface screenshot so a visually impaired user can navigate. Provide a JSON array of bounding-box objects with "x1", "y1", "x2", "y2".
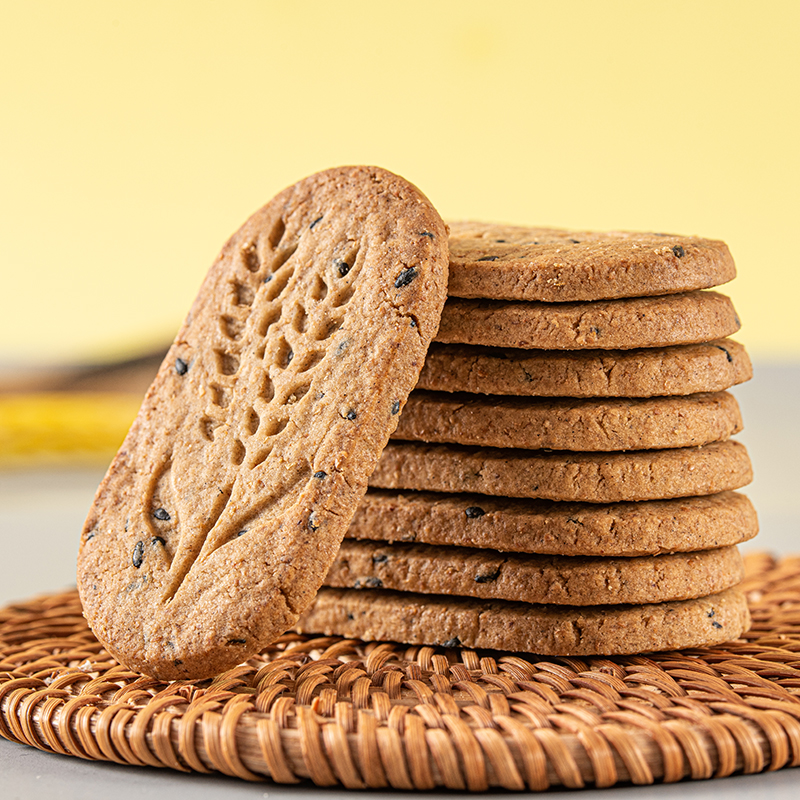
[
  {"x1": 447, "y1": 221, "x2": 736, "y2": 302},
  {"x1": 371, "y1": 440, "x2": 752, "y2": 502},
  {"x1": 392, "y1": 390, "x2": 742, "y2": 451},
  {"x1": 435, "y1": 291, "x2": 740, "y2": 350},
  {"x1": 416, "y1": 339, "x2": 752, "y2": 397},
  {"x1": 296, "y1": 586, "x2": 751, "y2": 655},
  {"x1": 77, "y1": 166, "x2": 449, "y2": 680},
  {"x1": 347, "y1": 489, "x2": 758, "y2": 556},
  {"x1": 325, "y1": 541, "x2": 745, "y2": 605}
]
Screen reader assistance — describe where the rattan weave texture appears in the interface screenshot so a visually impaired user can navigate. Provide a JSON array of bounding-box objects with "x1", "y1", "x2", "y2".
[{"x1": 1, "y1": 552, "x2": 799, "y2": 790}]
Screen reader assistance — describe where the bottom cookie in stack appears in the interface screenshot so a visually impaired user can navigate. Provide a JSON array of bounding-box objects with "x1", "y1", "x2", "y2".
[{"x1": 299, "y1": 584, "x2": 750, "y2": 656}]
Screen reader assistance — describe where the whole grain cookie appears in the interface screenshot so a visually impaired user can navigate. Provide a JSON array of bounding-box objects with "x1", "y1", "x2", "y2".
[
  {"x1": 371, "y1": 440, "x2": 752, "y2": 502},
  {"x1": 296, "y1": 586, "x2": 750, "y2": 655},
  {"x1": 448, "y1": 221, "x2": 736, "y2": 302},
  {"x1": 347, "y1": 490, "x2": 758, "y2": 556},
  {"x1": 436, "y1": 291, "x2": 740, "y2": 350},
  {"x1": 77, "y1": 166, "x2": 449, "y2": 680},
  {"x1": 392, "y1": 390, "x2": 742, "y2": 451},
  {"x1": 416, "y1": 339, "x2": 752, "y2": 397},
  {"x1": 325, "y1": 541, "x2": 744, "y2": 605}
]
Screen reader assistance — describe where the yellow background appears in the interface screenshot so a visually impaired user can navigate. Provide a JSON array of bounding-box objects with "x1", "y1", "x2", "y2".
[{"x1": 1, "y1": 1, "x2": 798, "y2": 365}]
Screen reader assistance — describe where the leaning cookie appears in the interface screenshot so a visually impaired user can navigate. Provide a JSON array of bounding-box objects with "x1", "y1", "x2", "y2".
[
  {"x1": 325, "y1": 541, "x2": 745, "y2": 605},
  {"x1": 416, "y1": 339, "x2": 752, "y2": 397},
  {"x1": 347, "y1": 490, "x2": 758, "y2": 556},
  {"x1": 296, "y1": 586, "x2": 750, "y2": 655},
  {"x1": 447, "y1": 221, "x2": 736, "y2": 302},
  {"x1": 77, "y1": 166, "x2": 449, "y2": 680},
  {"x1": 392, "y1": 390, "x2": 742, "y2": 451}
]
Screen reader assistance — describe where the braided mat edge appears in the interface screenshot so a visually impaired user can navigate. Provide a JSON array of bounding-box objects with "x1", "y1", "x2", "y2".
[{"x1": 1, "y1": 552, "x2": 799, "y2": 790}]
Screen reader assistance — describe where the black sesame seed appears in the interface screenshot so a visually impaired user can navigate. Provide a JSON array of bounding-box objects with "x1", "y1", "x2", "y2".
[
  {"x1": 314, "y1": 471, "x2": 327, "y2": 479},
  {"x1": 420, "y1": 231, "x2": 435, "y2": 239},
  {"x1": 372, "y1": 553, "x2": 389, "y2": 565},
  {"x1": 475, "y1": 570, "x2": 500, "y2": 583},
  {"x1": 151, "y1": 536, "x2": 166, "y2": 546},
  {"x1": 132, "y1": 541, "x2": 145, "y2": 568},
  {"x1": 672, "y1": 245, "x2": 685, "y2": 258},
  {"x1": 394, "y1": 267, "x2": 418, "y2": 288},
  {"x1": 390, "y1": 400, "x2": 401, "y2": 415},
  {"x1": 713, "y1": 345, "x2": 733, "y2": 363},
  {"x1": 711, "y1": 621, "x2": 723, "y2": 629},
  {"x1": 336, "y1": 259, "x2": 351, "y2": 277},
  {"x1": 308, "y1": 513, "x2": 320, "y2": 531},
  {"x1": 236, "y1": 529, "x2": 247, "y2": 537},
  {"x1": 477, "y1": 256, "x2": 499, "y2": 262},
  {"x1": 442, "y1": 637, "x2": 461, "y2": 648},
  {"x1": 175, "y1": 358, "x2": 188, "y2": 375},
  {"x1": 495, "y1": 239, "x2": 506, "y2": 243},
  {"x1": 346, "y1": 612, "x2": 355, "y2": 621},
  {"x1": 286, "y1": 349, "x2": 293, "y2": 364},
  {"x1": 346, "y1": 409, "x2": 357, "y2": 421},
  {"x1": 410, "y1": 319, "x2": 417, "y2": 328},
  {"x1": 264, "y1": 274, "x2": 273, "y2": 283},
  {"x1": 310, "y1": 215, "x2": 324, "y2": 230},
  {"x1": 153, "y1": 508, "x2": 170, "y2": 521},
  {"x1": 569, "y1": 238, "x2": 581, "y2": 244},
  {"x1": 173, "y1": 659, "x2": 183, "y2": 666},
  {"x1": 465, "y1": 506, "x2": 485, "y2": 519},
  {"x1": 707, "y1": 609, "x2": 716, "y2": 617},
  {"x1": 226, "y1": 638, "x2": 247, "y2": 645}
]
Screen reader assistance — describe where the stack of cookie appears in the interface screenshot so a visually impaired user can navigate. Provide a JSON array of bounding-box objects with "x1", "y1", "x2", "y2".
[{"x1": 298, "y1": 223, "x2": 756, "y2": 655}]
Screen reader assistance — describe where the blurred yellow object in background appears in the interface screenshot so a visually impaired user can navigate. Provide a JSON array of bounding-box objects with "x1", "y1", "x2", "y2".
[{"x1": 0, "y1": 393, "x2": 140, "y2": 468}]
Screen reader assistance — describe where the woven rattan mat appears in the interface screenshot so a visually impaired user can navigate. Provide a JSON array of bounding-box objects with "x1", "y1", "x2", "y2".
[{"x1": 1, "y1": 553, "x2": 799, "y2": 790}]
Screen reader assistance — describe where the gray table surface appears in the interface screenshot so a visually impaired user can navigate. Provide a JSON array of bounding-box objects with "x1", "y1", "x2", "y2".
[{"x1": 1, "y1": 362, "x2": 798, "y2": 797}]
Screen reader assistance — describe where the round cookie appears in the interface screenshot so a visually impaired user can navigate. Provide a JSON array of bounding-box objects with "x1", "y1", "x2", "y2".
[
  {"x1": 392, "y1": 390, "x2": 742, "y2": 451},
  {"x1": 325, "y1": 541, "x2": 745, "y2": 606},
  {"x1": 435, "y1": 291, "x2": 740, "y2": 350},
  {"x1": 416, "y1": 339, "x2": 752, "y2": 397},
  {"x1": 447, "y1": 220, "x2": 736, "y2": 302},
  {"x1": 77, "y1": 166, "x2": 449, "y2": 680},
  {"x1": 371, "y1": 440, "x2": 753, "y2": 503},
  {"x1": 347, "y1": 490, "x2": 758, "y2": 556},
  {"x1": 296, "y1": 586, "x2": 751, "y2": 655}
]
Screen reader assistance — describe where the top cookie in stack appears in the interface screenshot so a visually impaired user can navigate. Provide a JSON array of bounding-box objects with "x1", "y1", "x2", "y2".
[{"x1": 298, "y1": 221, "x2": 755, "y2": 656}]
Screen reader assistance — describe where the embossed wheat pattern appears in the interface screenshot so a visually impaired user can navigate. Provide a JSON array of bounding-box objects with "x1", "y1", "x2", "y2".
[{"x1": 152, "y1": 214, "x2": 366, "y2": 596}]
